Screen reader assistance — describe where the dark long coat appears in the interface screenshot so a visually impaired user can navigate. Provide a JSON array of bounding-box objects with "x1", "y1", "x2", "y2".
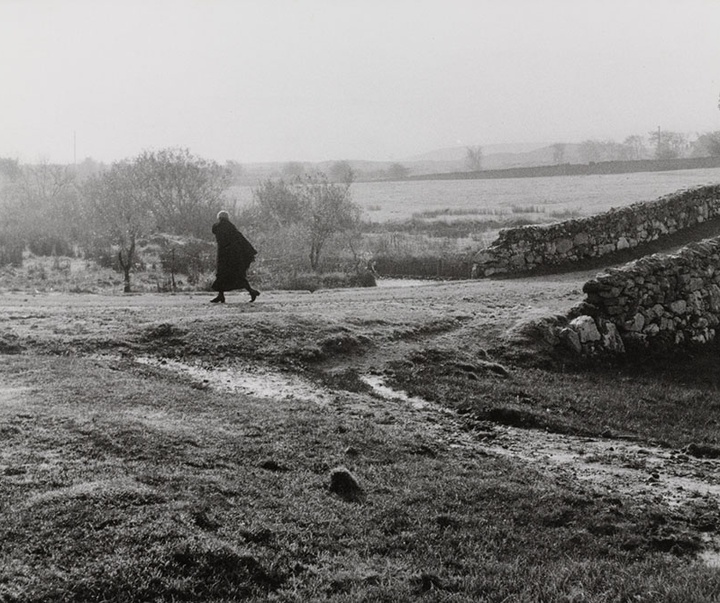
[{"x1": 211, "y1": 218, "x2": 257, "y2": 292}]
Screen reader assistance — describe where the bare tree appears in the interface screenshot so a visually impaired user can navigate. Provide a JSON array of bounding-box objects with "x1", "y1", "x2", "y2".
[
  {"x1": 650, "y1": 130, "x2": 687, "y2": 160},
  {"x1": 249, "y1": 171, "x2": 362, "y2": 271},
  {"x1": 250, "y1": 178, "x2": 305, "y2": 229},
  {"x1": 83, "y1": 162, "x2": 155, "y2": 292},
  {"x1": 465, "y1": 146, "x2": 483, "y2": 171},
  {"x1": 294, "y1": 172, "x2": 361, "y2": 270},
  {"x1": 387, "y1": 163, "x2": 410, "y2": 180},
  {"x1": 691, "y1": 131, "x2": 720, "y2": 157},
  {"x1": 134, "y1": 148, "x2": 230, "y2": 238},
  {"x1": 622, "y1": 135, "x2": 647, "y2": 160},
  {"x1": 329, "y1": 161, "x2": 355, "y2": 183},
  {"x1": 579, "y1": 140, "x2": 602, "y2": 163},
  {"x1": 3, "y1": 162, "x2": 82, "y2": 256}
]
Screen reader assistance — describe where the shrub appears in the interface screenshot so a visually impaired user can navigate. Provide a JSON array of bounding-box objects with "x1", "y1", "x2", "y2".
[
  {"x1": 27, "y1": 235, "x2": 75, "y2": 258},
  {"x1": 159, "y1": 239, "x2": 215, "y2": 281},
  {"x1": 372, "y1": 254, "x2": 473, "y2": 279},
  {"x1": 0, "y1": 235, "x2": 23, "y2": 267},
  {"x1": 274, "y1": 270, "x2": 376, "y2": 292}
]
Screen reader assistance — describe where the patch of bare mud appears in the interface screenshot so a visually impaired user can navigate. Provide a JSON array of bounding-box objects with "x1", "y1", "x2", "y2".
[
  {"x1": 134, "y1": 356, "x2": 334, "y2": 406},
  {"x1": 361, "y1": 375, "x2": 432, "y2": 410}
]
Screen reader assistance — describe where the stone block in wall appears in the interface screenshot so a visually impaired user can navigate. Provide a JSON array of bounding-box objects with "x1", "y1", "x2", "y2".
[
  {"x1": 623, "y1": 313, "x2": 645, "y2": 332},
  {"x1": 624, "y1": 331, "x2": 648, "y2": 348},
  {"x1": 688, "y1": 277, "x2": 704, "y2": 292},
  {"x1": 644, "y1": 323, "x2": 661, "y2": 336},
  {"x1": 597, "y1": 318, "x2": 625, "y2": 354},
  {"x1": 691, "y1": 329, "x2": 715, "y2": 344},
  {"x1": 687, "y1": 291, "x2": 704, "y2": 313},
  {"x1": 556, "y1": 238, "x2": 573, "y2": 254},
  {"x1": 561, "y1": 315, "x2": 626, "y2": 356},
  {"x1": 605, "y1": 305, "x2": 625, "y2": 316},
  {"x1": 669, "y1": 300, "x2": 687, "y2": 314},
  {"x1": 573, "y1": 232, "x2": 589, "y2": 246},
  {"x1": 659, "y1": 316, "x2": 675, "y2": 331},
  {"x1": 694, "y1": 317, "x2": 710, "y2": 329},
  {"x1": 569, "y1": 315, "x2": 601, "y2": 343},
  {"x1": 643, "y1": 303, "x2": 665, "y2": 320},
  {"x1": 708, "y1": 285, "x2": 720, "y2": 311},
  {"x1": 559, "y1": 327, "x2": 582, "y2": 354},
  {"x1": 652, "y1": 220, "x2": 669, "y2": 235},
  {"x1": 567, "y1": 301, "x2": 600, "y2": 319},
  {"x1": 474, "y1": 250, "x2": 494, "y2": 264}
]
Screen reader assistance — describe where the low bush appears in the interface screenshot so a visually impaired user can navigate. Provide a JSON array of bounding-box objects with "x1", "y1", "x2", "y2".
[
  {"x1": 0, "y1": 236, "x2": 23, "y2": 267},
  {"x1": 372, "y1": 254, "x2": 473, "y2": 279},
  {"x1": 274, "y1": 270, "x2": 376, "y2": 292},
  {"x1": 27, "y1": 234, "x2": 75, "y2": 258},
  {"x1": 158, "y1": 238, "x2": 215, "y2": 283}
]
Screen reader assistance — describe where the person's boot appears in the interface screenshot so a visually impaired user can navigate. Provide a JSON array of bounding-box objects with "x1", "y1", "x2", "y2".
[
  {"x1": 249, "y1": 289, "x2": 260, "y2": 303},
  {"x1": 210, "y1": 292, "x2": 225, "y2": 303}
]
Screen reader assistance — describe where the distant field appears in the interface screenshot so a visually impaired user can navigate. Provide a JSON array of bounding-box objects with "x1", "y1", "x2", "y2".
[
  {"x1": 353, "y1": 167, "x2": 720, "y2": 223},
  {"x1": 228, "y1": 167, "x2": 720, "y2": 224}
]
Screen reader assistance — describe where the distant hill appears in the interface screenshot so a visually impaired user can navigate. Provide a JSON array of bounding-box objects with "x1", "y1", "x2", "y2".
[{"x1": 234, "y1": 143, "x2": 584, "y2": 184}]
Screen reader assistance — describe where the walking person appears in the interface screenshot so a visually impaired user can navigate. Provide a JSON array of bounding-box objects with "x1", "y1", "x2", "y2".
[{"x1": 210, "y1": 210, "x2": 260, "y2": 303}]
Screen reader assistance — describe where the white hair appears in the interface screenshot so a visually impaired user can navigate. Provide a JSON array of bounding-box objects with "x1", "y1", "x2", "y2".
[{"x1": 217, "y1": 210, "x2": 230, "y2": 220}]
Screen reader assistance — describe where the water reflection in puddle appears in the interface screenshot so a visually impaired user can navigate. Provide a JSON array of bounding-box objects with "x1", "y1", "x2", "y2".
[
  {"x1": 360, "y1": 374, "x2": 431, "y2": 410},
  {"x1": 135, "y1": 356, "x2": 333, "y2": 405}
]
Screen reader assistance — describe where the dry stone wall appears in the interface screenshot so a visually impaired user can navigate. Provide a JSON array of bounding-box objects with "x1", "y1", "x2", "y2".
[
  {"x1": 559, "y1": 237, "x2": 720, "y2": 356},
  {"x1": 473, "y1": 185, "x2": 720, "y2": 277}
]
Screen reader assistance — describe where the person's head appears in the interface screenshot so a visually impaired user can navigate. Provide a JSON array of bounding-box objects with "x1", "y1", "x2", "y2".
[{"x1": 217, "y1": 210, "x2": 230, "y2": 221}]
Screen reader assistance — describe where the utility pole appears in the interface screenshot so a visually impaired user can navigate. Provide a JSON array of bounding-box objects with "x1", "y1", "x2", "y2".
[{"x1": 73, "y1": 131, "x2": 77, "y2": 166}]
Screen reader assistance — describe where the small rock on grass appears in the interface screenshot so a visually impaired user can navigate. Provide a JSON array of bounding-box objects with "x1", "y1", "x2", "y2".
[
  {"x1": 259, "y1": 459, "x2": 289, "y2": 472},
  {"x1": 329, "y1": 466, "x2": 364, "y2": 503}
]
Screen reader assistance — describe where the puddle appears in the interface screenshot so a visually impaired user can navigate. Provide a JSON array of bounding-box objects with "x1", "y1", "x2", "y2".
[
  {"x1": 361, "y1": 374, "x2": 432, "y2": 410},
  {"x1": 135, "y1": 356, "x2": 334, "y2": 406},
  {"x1": 700, "y1": 547, "x2": 720, "y2": 568}
]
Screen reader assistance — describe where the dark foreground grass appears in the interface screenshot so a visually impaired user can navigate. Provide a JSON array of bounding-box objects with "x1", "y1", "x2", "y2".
[{"x1": 1, "y1": 354, "x2": 720, "y2": 602}]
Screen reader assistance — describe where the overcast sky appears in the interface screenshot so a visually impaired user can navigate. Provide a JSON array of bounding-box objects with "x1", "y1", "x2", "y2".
[{"x1": 1, "y1": 0, "x2": 719, "y2": 164}]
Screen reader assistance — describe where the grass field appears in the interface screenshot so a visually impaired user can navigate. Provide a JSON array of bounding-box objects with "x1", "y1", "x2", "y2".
[
  {"x1": 228, "y1": 167, "x2": 720, "y2": 225},
  {"x1": 1, "y1": 268, "x2": 720, "y2": 601}
]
